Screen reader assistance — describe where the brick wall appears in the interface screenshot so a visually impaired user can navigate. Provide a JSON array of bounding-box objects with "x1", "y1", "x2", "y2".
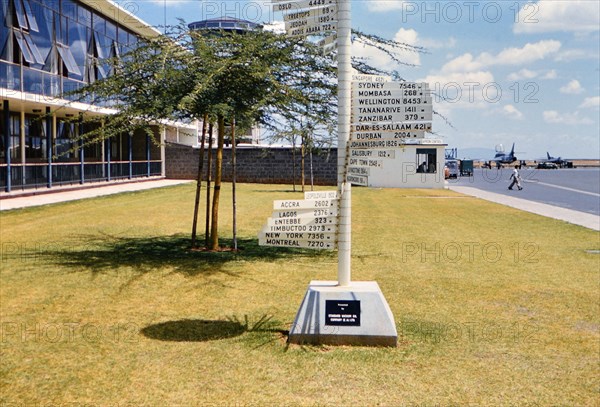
[{"x1": 165, "y1": 143, "x2": 338, "y2": 185}]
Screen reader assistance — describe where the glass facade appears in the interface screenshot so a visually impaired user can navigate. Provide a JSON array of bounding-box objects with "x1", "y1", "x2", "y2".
[
  {"x1": 0, "y1": 0, "x2": 163, "y2": 191},
  {"x1": 0, "y1": 0, "x2": 139, "y2": 98}
]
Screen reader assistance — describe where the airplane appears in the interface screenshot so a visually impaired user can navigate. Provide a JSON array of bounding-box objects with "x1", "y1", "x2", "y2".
[
  {"x1": 483, "y1": 143, "x2": 518, "y2": 168},
  {"x1": 541, "y1": 152, "x2": 568, "y2": 167}
]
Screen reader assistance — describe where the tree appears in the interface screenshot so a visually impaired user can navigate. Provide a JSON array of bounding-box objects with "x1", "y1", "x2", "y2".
[{"x1": 65, "y1": 23, "x2": 338, "y2": 250}]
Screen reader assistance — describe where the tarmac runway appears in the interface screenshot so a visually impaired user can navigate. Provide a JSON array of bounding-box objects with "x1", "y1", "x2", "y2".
[{"x1": 448, "y1": 167, "x2": 599, "y2": 231}]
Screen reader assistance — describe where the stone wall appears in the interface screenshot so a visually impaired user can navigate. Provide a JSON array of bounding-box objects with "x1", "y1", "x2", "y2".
[{"x1": 165, "y1": 143, "x2": 338, "y2": 185}]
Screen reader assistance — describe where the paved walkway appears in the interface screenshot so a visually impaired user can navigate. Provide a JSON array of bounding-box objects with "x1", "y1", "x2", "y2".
[
  {"x1": 449, "y1": 186, "x2": 600, "y2": 231},
  {"x1": 0, "y1": 179, "x2": 192, "y2": 211}
]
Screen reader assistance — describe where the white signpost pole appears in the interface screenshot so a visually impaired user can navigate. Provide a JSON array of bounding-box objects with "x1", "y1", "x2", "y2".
[{"x1": 337, "y1": 0, "x2": 352, "y2": 287}]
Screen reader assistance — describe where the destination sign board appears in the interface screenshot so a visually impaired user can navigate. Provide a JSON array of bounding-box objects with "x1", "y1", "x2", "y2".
[
  {"x1": 351, "y1": 122, "x2": 432, "y2": 133},
  {"x1": 348, "y1": 166, "x2": 371, "y2": 176},
  {"x1": 259, "y1": 236, "x2": 336, "y2": 250},
  {"x1": 321, "y1": 42, "x2": 337, "y2": 55},
  {"x1": 353, "y1": 97, "x2": 433, "y2": 108},
  {"x1": 265, "y1": 215, "x2": 337, "y2": 227},
  {"x1": 350, "y1": 149, "x2": 395, "y2": 159},
  {"x1": 351, "y1": 130, "x2": 426, "y2": 140},
  {"x1": 273, "y1": 198, "x2": 337, "y2": 210},
  {"x1": 349, "y1": 139, "x2": 408, "y2": 149},
  {"x1": 259, "y1": 231, "x2": 337, "y2": 242},
  {"x1": 317, "y1": 33, "x2": 337, "y2": 47},
  {"x1": 347, "y1": 174, "x2": 368, "y2": 186},
  {"x1": 283, "y1": 5, "x2": 336, "y2": 22},
  {"x1": 271, "y1": 207, "x2": 338, "y2": 219},
  {"x1": 352, "y1": 81, "x2": 429, "y2": 91},
  {"x1": 286, "y1": 22, "x2": 337, "y2": 37},
  {"x1": 272, "y1": 0, "x2": 337, "y2": 12},
  {"x1": 352, "y1": 105, "x2": 432, "y2": 117},
  {"x1": 351, "y1": 74, "x2": 391, "y2": 83},
  {"x1": 261, "y1": 222, "x2": 337, "y2": 234},
  {"x1": 352, "y1": 88, "x2": 431, "y2": 99},
  {"x1": 348, "y1": 158, "x2": 383, "y2": 168},
  {"x1": 351, "y1": 110, "x2": 433, "y2": 124},
  {"x1": 305, "y1": 190, "x2": 338, "y2": 199}
]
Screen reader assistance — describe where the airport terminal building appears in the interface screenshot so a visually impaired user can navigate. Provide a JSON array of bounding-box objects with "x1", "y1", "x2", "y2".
[{"x1": 0, "y1": 0, "x2": 197, "y2": 192}]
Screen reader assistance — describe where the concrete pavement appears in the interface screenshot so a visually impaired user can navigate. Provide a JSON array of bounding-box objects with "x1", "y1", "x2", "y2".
[{"x1": 0, "y1": 179, "x2": 192, "y2": 211}]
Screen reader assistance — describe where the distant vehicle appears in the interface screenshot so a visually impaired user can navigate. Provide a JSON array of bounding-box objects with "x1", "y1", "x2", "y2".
[
  {"x1": 445, "y1": 160, "x2": 459, "y2": 178},
  {"x1": 537, "y1": 161, "x2": 558, "y2": 169},
  {"x1": 539, "y1": 152, "x2": 572, "y2": 168},
  {"x1": 460, "y1": 160, "x2": 473, "y2": 176},
  {"x1": 490, "y1": 143, "x2": 518, "y2": 168}
]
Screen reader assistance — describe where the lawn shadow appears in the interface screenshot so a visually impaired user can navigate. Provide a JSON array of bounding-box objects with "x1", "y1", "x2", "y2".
[
  {"x1": 41, "y1": 233, "x2": 333, "y2": 281},
  {"x1": 141, "y1": 315, "x2": 289, "y2": 343}
]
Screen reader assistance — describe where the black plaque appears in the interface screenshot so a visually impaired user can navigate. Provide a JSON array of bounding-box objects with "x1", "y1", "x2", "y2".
[{"x1": 325, "y1": 300, "x2": 361, "y2": 326}]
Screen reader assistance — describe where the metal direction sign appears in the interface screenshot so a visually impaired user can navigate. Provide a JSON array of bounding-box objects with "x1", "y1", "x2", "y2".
[
  {"x1": 305, "y1": 190, "x2": 338, "y2": 199},
  {"x1": 351, "y1": 122, "x2": 432, "y2": 133},
  {"x1": 272, "y1": 0, "x2": 337, "y2": 12},
  {"x1": 283, "y1": 5, "x2": 337, "y2": 22},
  {"x1": 353, "y1": 98, "x2": 433, "y2": 108},
  {"x1": 265, "y1": 215, "x2": 337, "y2": 227},
  {"x1": 259, "y1": 236, "x2": 336, "y2": 250},
  {"x1": 272, "y1": 207, "x2": 338, "y2": 219},
  {"x1": 348, "y1": 166, "x2": 370, "y2": 176},
  {"x1": 259, "y1": 231, "x2": 337, "y2": 241},
  {"x1": 273, "y1": 198, "x2": 337, "y2": 210},
  {"x1": 286, "y1": 22, "x2": 337, "y2": 36},
  {"x1": 321, "y1": 42, "x2": 338, "y2": 55},
  {"x1": 352, "y1": 81, "x2": 429, "y2": 91},
  {"x1": 348, "y1": 158, "x2": 383, "y2": 168},
  {"x1": 352, "y1": 104, "x2": 432, "y2": 117},
  {"x1": 351, "y1": 74, "x2": 391, "y2": 82},
  {"x1": 350, "y1": 149, "x2": 395, "y2": 159},
  {"x1": 351, "y1": 130, "x2": 426, "y2": 140},
  {"x1": 346, "y1": 174, "x2": 368, "y2": 186},
  {"x1": 351, "y1": 110, "x2": 433, "y2": 124},
  {"x1": 352, "y1": 88, "x2": 431, "y2": 99},
  {"x1": 318, "y1": 33, "x2": 337, "y2": 47},
  {"x1": 262, "y1": 222, "x2": 337, "y2": 234},
  {"x1": 349, "y1": 139, "x2": 407, "y2": 149}
]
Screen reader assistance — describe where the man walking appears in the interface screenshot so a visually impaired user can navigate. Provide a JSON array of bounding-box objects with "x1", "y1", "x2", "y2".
[{"x1": 508, "y1": 165, "x2": 523, "y2": 190}]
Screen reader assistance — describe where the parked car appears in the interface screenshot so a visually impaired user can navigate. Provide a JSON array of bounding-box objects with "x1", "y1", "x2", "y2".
[{"x1": 537, "y1": 162, "x2": 558, "y2": 169}]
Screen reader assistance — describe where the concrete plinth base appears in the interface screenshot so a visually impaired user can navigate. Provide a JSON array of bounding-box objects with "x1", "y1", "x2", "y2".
[{"x1": 288, "y1": 281, "x2": 397, "y2": 347}]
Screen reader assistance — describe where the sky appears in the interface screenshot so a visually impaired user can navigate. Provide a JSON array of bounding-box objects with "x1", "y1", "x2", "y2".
[{"x1": 112, "y1": 0, "x2": 600, "y2": 159}]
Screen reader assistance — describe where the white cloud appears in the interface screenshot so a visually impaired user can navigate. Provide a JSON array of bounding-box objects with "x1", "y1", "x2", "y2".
[
  {"x1": 514, "y1": 1, "x2": 600, "y2": 34},
  {"x1": 507, "y1": 69, "x2": 538, "y2": 81},
  {"x1": 441, "y1": 40, "x2": 561, "y2": 73},
  {"x1": 263, "y1": 20, "x2": 285, "y2": 34},
  {"x1": 560, "y1": 80, "x2": 584, "y2": 94},
  {"x1": 367, "y1": 1, "x2": 406, "y2": 12},
  {"x1": 542, "y1": 70, "x2": 557, "y2": 79},
  {"x1": 579, "y1": 96, "x2": 600, "y2": 109},
  {"x1": 543, "y1": 110, "x2": 594, "y2": 125},
  {"x1": 554, "y1": 49, "x2": 592, "y2": 62},
  {"x1": 502, "y1": 105, "x2": 524, "y2": 120}
]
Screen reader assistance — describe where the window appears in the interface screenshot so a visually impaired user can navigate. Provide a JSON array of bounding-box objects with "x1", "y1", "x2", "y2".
[
  {"x1": 56, "y1": 119, "x2": 75, "y2": 160},
  {"x1": 416, "y1": 148, "x2": 437, "y2": 174},
  {"x1": 56, "y1": 43, "x2": 81, "y2": 75},
  {"x1": 25, "y1": 114, "x2": 44, "y2": 159},
  {"x1": 14, "y1": 29, "x2": 44, "y2": 64}
]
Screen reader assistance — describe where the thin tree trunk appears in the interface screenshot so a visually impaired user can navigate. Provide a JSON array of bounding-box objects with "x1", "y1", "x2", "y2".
[
  {"x1": 309, "y1": 147, "x2": 314, "y2": 191},
  {"x1": 205, "y1": 122, "x2": 214, "y2": 248},
  {"x1": 231, "y1": 116, "x2": 237, "y2": 251},
  {"x1": 210, "y1": 115, "x2": 225, "y2": 250},
  {"x1": 191, "y1": 113, "x2": 208, "y2": 248},
  {"x1": 292, "y1": 135, "x2": 296, "y2": 192},
  {"x1": 301, "y1": 138, "x2": 306, "y2": 193}
]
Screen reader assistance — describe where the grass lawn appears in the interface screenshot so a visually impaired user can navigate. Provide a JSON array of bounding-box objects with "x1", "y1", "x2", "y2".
[{"x1": 1, "y1": 182, "x2": 598, "y2": 406}]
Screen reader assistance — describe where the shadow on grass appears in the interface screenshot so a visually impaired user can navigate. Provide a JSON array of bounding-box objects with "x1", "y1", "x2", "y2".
[
  {"x1": 141, "y1": 315, "x2": 289, "y2": 343},
  {"x1": 41, "y1": 233, "x2": 333, "y2": 279}
]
